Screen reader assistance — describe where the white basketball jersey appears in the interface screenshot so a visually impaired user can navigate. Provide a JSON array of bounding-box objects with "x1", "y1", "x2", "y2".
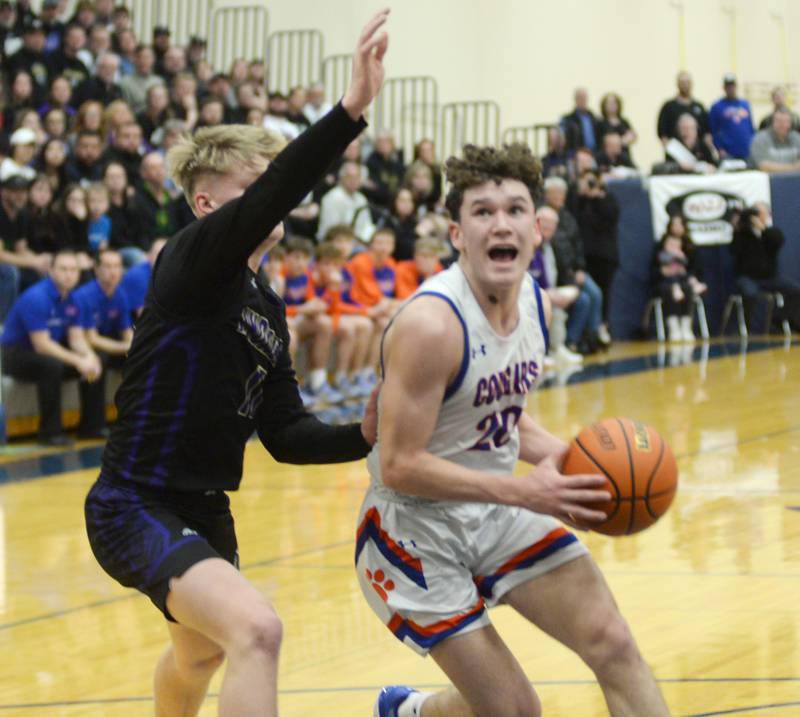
[{"x1": 367, "y1": 263, "x2": 549, "y2": 498}]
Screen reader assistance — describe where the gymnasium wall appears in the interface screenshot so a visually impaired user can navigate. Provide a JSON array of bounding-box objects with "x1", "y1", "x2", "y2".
[{"x1": 216, "y1": 0, "x2": 800, "y2": 170}]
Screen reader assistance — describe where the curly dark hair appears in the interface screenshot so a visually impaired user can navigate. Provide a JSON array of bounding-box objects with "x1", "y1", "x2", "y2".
[{"x1": 444, "y1": 143, "x2": 542, "y2": 221}]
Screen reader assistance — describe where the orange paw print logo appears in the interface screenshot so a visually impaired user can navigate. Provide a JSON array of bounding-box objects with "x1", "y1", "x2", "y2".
[{"x1": 365, "y1": 568, "x2": 394, "y2": 601}]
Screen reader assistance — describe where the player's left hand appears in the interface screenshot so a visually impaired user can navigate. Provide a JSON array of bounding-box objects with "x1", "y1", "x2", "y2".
[
  {"x1": 342, "y1": 8, "x2": 389, "y2": 121},
  {"x1": 360, "y1": 379, "x2": 381, "y2": 445}
]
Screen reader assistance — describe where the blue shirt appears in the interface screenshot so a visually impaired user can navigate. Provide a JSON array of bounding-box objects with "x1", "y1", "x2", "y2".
[
  {"x1": 88, "y1": 214, "x2": 112, "y2": 252},
  {"x1": 709, "y1": 98, "x2": 755, "y2": 159},
  {"x1": 0, "y1": 276, "x2": 81, "y2": 349},
  {"x1": 578, "y1": 112, "x2": 596, "y2": 150},
  {"x1": 73, "y1": 279, "x2": 133, "y2": 337},
  {"x1": 120, "y1": 261, "x2": 152, "y2": 313}
]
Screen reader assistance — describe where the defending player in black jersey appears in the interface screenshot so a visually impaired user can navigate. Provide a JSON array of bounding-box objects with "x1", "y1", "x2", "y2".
[{"x1": 84, "y1": 11, "x2": 389, "y2": 716}]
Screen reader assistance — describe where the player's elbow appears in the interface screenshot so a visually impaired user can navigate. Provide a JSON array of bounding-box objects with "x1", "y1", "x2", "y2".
[{"x1": 380, "y1": 450, "x2": 419, "y2": 492}]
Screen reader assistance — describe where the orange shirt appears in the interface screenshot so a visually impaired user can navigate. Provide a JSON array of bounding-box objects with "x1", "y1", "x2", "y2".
[
  {"x1": 395, "y1": 260, "x2": 443, "y2": 299},
  {"x1": 347, "y1": 252, "x2": 398, "y2": 307}
]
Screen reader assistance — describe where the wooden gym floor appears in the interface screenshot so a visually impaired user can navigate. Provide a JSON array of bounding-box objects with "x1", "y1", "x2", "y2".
[{"x1": 1, "y1": 338, "x2": 798, "y2": 716}]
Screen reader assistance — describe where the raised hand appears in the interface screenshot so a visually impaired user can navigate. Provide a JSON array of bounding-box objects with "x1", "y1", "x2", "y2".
[{"x1": 342, "y1": 8, "x2": 389, "y2": 121}]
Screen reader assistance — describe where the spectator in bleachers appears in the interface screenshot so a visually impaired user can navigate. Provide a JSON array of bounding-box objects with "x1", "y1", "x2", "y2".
[
  {"x1": 231, "y1": 82, "x2": 266, "y2": 124},
  {"x1": 749, "y1": 108, "x2": 800, "y2": 173},
  {"x1": 1, "y1": 127, "x2": 37, "y2": 183},
  {"x1": 561, "y1": 87, "x2": 600, "y2": 152},
  {"x1": 94, "y1": 0, "x2": 115, "y2": 29},
  {"x1": 85, "y1": 23, "x2": 112, "y2": 72},
  {"x1": 158, "y1": 45, "x2": 187, "y2": 86},
  {"x1": 709, "y1": 73, "x2": 755, "y2": 161},
  {"x1": 54, "y1": 183, "x2": 89, "y2": 259},
  {"x1": 576, "y1": 169, "x2": 619, "y2": 345},
  {"x1": 531, "y1": 206, "x2": 583, "y2": 364},
  {"x1": 282, "y1": 236, "x2": 340, "y2": 404},
  {"x1": 37, "y1": 75, "x2": 76, "y2": 120},
  {"x1": 395, "y1": 236, "x2": 443, "y2": 299},
  {"x1": 2, "y1": 69, "x2": 36, "y2": 132},
  {"x1": 72, "y1": 248, "x2": 131, "y2": 436},
  {"x1": 0, "y1": 0, "x2": 16, "y2": 53},
  {"x1": 136, "y1": 151, "x2": 178, "y2": 244},
  {"x1": 597, "y1": 92, "x2": 636, "y2": 155},
  {"x1": 318, "y1": 160, "x2": 375, "y2": 243},
  {"x1": 657, "y1": 71, "x2": 711, "y2": 146},
  {"x1": 0, "y1": 248, "x2": 102, "y2": 445},
  {"x1": 27, "y1": 173, "x2": 62, "y2": 256},
  {"x1": 227, "y1": 57, "x2": 249, "y2": 88},
  {"x1": 103, "y1": 161, "x2": 144, "y2": 266},
  {"x1": 119, "y1": 237, "x2": 166, "y2": 316},
  {"x1": 196, "y1": 95, "x2": 225, "y2": 129},
  {"x1": 413, "y1": 138, "x2": 442, "y2": 206},
  {"x1": 86, "y1": 181, "x2": 111, "y2": 252},
  {"x1": 365, "y1": 129, "x2": 404, "y2": 208},
  {"x1": 119, "y1": 44, "x2": 163, "y2": 115},
  {"x1": 205, "y1": 72, "x2": 236, "y2": 122},
  {"x1": 246, "y1": 58, "x2": 266, "y2": 88},
  {"x1": 595, "y1": 133, "x2": 636, "y2": 176},
  {"x1": 136, "y1": 83, "x2": 171, "y2": 145},
  {"x1": 664, "y1": 113, "x2": 718, "y2": 173},
  {"x1": 652, "y1": 215, "x2": 706, "y2": 342},
  {"x1": 114, "y1": 27, "x2": 136, "y2": 77},
  {"x1": 42, "y1": 107, "x2": 67, "y2": 140},
  {"x1": 5, "y1": 20, "x2": 48, "y2": 104},
  {"x1": 70, "y1": 1, "x2": 97, "y2": 33},
  {"x1": 47, "y1": 23, "x2": 90, "y2": 89},
  {"x1": 541, "y1": 126, "x2": 572, "y2": 180},
  {"x1": 731, "y1": 204, "x2": 800, "y2": 331},
  {"x1": 64, "y1": 129, "x2": 104, "y2": 185},
  {"x1": 186, "y1": 35, "x2": 207, "y2": 75},
  {"x1": 151, "y1": 25, "x2": 171, "y2": 76},
  {"x1": 263, "y1": 92, "x2": 302, "y2": 140},
  {"x1": 168, "y1": 72, "x2": 199, "y2": 130},
  {"x1": 35, "y1": 137, "x2": 67, "y2": 193},
  {"x1": 262, "y1": 244, "x2": 285, "y2": 295},
  {"x1": 111, "y1": 4, "x2": 132, "y2": 37},
  {"x1": 102, "y1": 120, "x2": 142, "y2": 185},
  {"x1": 313, "y1": 242, "x2": 374, "y2": 398},
  {"x1": 15, "y1": 107, "x2": 46, "y2": 146},
  {"x1": 71, "y1": 99, "x2": 103, "y2": 138},
  {"x1": 71, "y1": 50, "x2": 122, "y2": 107},
  {"x1": 304, "y1": 82, "x2": 332, "y2": 125},
  {"x1": 759, "y1": 86, "x2": 800, "y2": 131},
  {"x1": 286, "y1": 86, "x2": 311, "y2": 129},
  {"x1": 348, "y1": 226, "x2": 398, "y2": 310},
  {"x1": 39, "y1": 0, "x2": 64, "y2": 55},
  {"x1": 322, "y1": 224, "x2": 359, "y2": 261},
  {"x1": 0, "y1": 171, "x2": 35, "y2": 278},
  {"x1": 101, "y1": 98, "x2": 135, "y2": 140},
  {"x1": 382, "y1": 187, "x2": 418, "y2": 261},
  {"x1": 403, "y1": 159, "x2": 436, "y2": 213},
  {"x1": 543, "y1": 176, "x2": 606, "y2": 353}
]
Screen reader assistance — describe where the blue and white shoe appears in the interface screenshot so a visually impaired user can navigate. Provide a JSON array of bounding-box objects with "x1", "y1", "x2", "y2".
[
  {"x1": 334, "y1": 376, "x2": 362, "y2": 400},
  {"x1": 355, "y1": 371, "x2": 378, "y2": 397},
  {"x1": 306, "y1": 382, "x2": 345, "y2": 405},
  {"x1": 374, "y1": 685, "x2": 418, "y2": 717}
]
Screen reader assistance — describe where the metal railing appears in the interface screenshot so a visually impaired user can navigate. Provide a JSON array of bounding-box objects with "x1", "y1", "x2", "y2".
[
  {"x1": 321, "y1": 54, "x2": 352, "y2": 105},
  {"x1": 268, "y1": 29, "x2": 324, "y2": 94},
  {"x1": 501, "y1": 124, "x2": 553, "y2": 155},
  {"x1": 373, "y1": 76, "x2": 438, "y2": 161},
  {"x1": 124, "y1": 0, "x2": 214, "y2": 50},
  {"x1": 208, "y1": 4, "x2": 269, "y2": 74},
  {"x1": 440, "y1": 101, "x2": 500, "y2": 158}
]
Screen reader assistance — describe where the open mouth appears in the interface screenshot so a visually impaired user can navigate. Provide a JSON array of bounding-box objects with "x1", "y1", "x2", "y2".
[{"x1": 488, "y1": 246, "x2": 519, "y2": 263}]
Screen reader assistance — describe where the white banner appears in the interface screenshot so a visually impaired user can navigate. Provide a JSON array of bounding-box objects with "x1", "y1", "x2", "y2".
[{"x1": 648, "y1": 171, "x2": 771, "y2": 246}]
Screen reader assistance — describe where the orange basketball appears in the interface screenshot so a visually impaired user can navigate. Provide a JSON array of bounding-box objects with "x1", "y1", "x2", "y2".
[{"x1": 561, "y1": 417, "x2": 678, "y2": 536}]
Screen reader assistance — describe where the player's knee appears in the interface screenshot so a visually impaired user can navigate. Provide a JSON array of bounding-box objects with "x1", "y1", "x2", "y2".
[
  {"x1": 580, "y1": 612, "x2": 640, "y2": 674},
  {"x1": 234, "y1": 609, "x2": 283, "y2": 660},
  {"x1": 493, "y1": 683, "x2": 541, "y2": 717}
]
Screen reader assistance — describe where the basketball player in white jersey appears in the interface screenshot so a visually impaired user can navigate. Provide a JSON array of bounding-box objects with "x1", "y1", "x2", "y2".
[{"x1": 356, "y1": 144, "x2": 671, "y2": 717}]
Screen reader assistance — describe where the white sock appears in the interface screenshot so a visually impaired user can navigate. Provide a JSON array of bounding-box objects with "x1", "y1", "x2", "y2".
[
  {"x1": 335, "y1": 371, "x2": 347, "y2": 385},
  {"x1": 359, "y1": 366, "x2": 376, "y2": 380},
  {"x1": 308, "y1": 369, "x2": 326, "y2": 391},
  {"x1": 398, "y1": 692, "x2": 432, "y2": 717}
]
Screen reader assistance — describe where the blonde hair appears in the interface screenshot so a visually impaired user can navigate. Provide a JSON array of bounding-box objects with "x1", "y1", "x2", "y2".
[{"x1": 167, "y1": 124, "x2": 286, "y2": 207}]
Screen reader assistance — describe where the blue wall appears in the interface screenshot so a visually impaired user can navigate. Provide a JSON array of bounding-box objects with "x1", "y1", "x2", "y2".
[{"x1": 607, "y1": 172, "x2": 800, "y2": 339}]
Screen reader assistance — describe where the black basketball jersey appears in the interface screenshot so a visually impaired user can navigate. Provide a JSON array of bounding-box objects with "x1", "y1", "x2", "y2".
[{"x1": 101, "y1": 104, "x2": 367, "y2": 491}]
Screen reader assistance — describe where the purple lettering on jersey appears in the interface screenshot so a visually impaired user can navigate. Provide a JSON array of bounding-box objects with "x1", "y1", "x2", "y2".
[
  {"x1": 474, "y1": 378, "x2": 488, "y2": 407},
  {"x1": 473, "y1": 359, "x2": 541, "y2": 406}
]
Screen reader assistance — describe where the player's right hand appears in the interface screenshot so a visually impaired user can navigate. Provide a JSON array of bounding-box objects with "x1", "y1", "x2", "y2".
[
  {"x1": 518, "y1": 454, "x2": 610, "y2": 526},
  {"x1": 342, "y1": 8, "x2": 389, "y2": 121}
]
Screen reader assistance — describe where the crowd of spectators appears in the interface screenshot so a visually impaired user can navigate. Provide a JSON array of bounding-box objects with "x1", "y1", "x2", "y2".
[{"x1": 0, "y1": 1, "x2": 798, "y2": 441}]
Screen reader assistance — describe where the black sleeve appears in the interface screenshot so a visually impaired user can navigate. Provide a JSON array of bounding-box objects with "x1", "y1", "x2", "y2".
[
  {"x1": 657, "y1": 102, "x2": 671, "y2": 139},
  {"x1": 255, "y1": 348, "x2": 371, "y2": 464},
  {"x1": 153, "y1": 103, "x2": 366, "y2": 314}
]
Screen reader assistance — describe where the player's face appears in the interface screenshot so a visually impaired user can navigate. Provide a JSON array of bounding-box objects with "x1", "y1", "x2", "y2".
[{"x1": 450, "y1": 179, "x2": 539, "y2": 292}]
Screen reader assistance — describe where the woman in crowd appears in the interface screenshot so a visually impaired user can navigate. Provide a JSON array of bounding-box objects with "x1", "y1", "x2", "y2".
[
  {"x1": 27, "y1": 174, "x2": 65, "y2": 256},
  {"x1": 42, "y1": 108, "x2": 69, "y2": 141},
  {"x1": 53, "y1": 183, "x2": 93, "y2": 274},
  {"x1": 597, "y1": 92, "x2": 637, "y2": 155},
  {"x1": 101, "y1": 99, "x2": 135, "y2": 143},
  {"x1": 403, "y1": 159, "x2": 435, "y2": 213},
  {"x1": 35, "y1": 137, "x2": 69, "y2": 196},
  {"x1": 652, "y1": 214, "x2": 706, "y2": 342},
  {"x1": 383, "y1": 187, "x2": 419, "y2": 261},
  {"x1": 37, "y1": 76, "x2": 76, "y2": 120},
  {"x1": 413, "y1": 138, "x2": 442, "y2": 206},
  {"x1": 103, "y1": 161, "x2": 146, "y2": 266},
  {"x1": 3, "y1": 71, "x2": 36, "y2": 135}
]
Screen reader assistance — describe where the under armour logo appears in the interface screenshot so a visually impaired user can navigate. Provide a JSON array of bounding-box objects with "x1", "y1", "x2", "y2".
[
  {"x1": 182, "y1": 528, "x2": 198, "y2": 537},
  {"x1": 471, "y1": 344, "x2": 487, "y2": 359},
  {"x1": 397, "y1": 539, "x2": 417, "y2": 549}
]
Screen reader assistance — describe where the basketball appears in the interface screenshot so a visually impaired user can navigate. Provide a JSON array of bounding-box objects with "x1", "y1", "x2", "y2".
[{"x1": 562, "y1": 418, "x2": 678, "y2": 536}]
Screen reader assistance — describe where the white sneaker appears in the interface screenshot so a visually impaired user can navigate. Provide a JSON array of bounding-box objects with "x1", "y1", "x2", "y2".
[
  {"x1": 667, "y1": 316, "x2": 682, "y2": 343},
  {"x1": 680, "y1": 316, "x2": 695, "y2": 342},
  {"x1": 555, "y1": 344, "x2": 584, "y2": 364}
]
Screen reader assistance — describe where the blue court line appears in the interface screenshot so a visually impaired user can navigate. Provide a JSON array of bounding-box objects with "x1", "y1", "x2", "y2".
[
  {"x1": 1, "y1": 680, "x2": 799, "y2": 711},
  {"x1": 0, "y1": 340, "x2": 794, "y2": 485}
]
